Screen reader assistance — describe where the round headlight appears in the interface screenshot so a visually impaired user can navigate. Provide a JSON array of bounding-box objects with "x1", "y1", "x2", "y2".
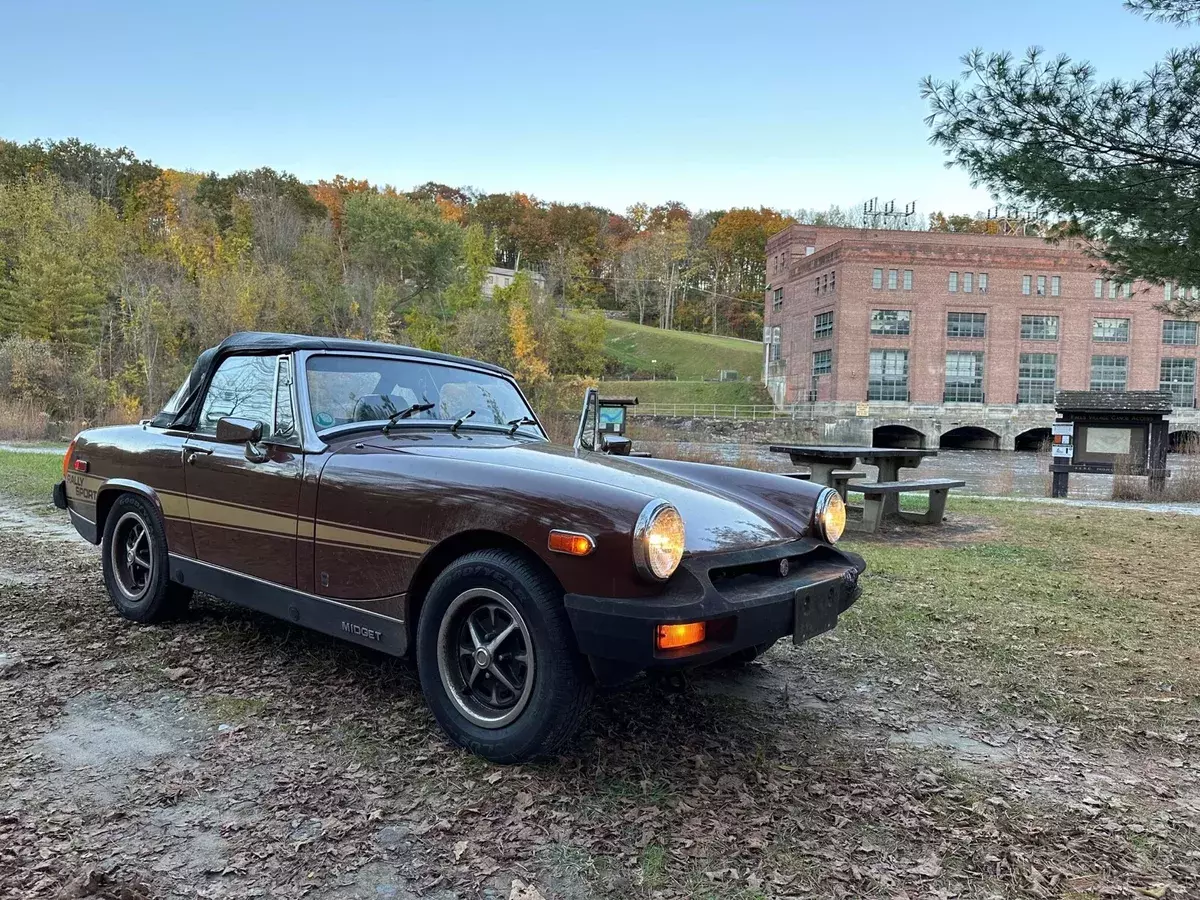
[
  {"x1": 633, "y1": 500, "x2": 685, "y2": 581},
  {"x1": 814, "y1": 488, "x2": 846, "y2": 543}
]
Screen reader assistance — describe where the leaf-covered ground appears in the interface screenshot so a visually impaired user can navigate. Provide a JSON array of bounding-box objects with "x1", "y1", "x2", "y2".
[{"x1": 0, "y1": 490, "x2": 1196, "y2": 899}]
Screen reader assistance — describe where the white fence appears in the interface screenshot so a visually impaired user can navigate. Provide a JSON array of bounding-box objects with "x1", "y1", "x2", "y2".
[{"x1": 627, "y1": 403, "x2": 801, "y2": 420}]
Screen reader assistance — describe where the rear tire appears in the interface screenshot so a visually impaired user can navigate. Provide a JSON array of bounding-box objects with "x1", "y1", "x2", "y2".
[
  {"x1": 416, "y1": 549, "x2": 591, "y2": 763},
  {"x1": 101, "y1": 493, "x2": 191, "y2": 624}
]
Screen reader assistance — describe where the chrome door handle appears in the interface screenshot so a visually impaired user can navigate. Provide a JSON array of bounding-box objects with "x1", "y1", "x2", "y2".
[{"x1": 183, "y1": 447, "x2": 213, "y2": 464}]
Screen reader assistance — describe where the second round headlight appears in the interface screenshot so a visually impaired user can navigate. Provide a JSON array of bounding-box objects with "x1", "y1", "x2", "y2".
[
  {"x1": 634, "y1": 500, "x2": 685, "y2": 581},
  {"x1": 814, "y1": 488, "x2": 846, "y2": 543}
]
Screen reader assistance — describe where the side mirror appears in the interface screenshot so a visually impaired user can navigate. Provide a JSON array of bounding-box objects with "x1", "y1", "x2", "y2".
[{"x1": 215, "y1": 416, "x2": 263, "y2": 444}]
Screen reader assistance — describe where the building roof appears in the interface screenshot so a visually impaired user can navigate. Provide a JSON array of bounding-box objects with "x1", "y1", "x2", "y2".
[{"x1": 1055, "y1": 390, "x2": 1174, "y2": 413}]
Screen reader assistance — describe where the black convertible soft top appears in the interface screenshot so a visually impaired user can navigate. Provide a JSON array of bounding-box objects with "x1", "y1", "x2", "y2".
[{"x1": 150, "y1": 332, "x2": 512, "y2": 430}]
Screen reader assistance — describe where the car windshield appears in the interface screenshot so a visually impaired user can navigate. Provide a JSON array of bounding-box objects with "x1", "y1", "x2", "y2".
[{"x1": 305, "y1": 354, "x2": 542, "y2": 436}]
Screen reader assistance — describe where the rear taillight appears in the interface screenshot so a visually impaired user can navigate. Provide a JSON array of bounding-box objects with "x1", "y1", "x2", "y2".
[{"x1": 63, "y1": 438, "x2": 77, "y2": 479}]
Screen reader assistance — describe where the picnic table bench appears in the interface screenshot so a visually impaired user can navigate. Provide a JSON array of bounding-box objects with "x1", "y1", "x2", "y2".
[{"x1": 853, "y1": 478, "x2": 967, "y2": 533}]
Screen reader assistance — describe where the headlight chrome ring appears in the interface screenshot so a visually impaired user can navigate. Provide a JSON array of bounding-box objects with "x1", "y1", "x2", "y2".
[
  {"x1": 814, "y1": 488, "x2": 846, "y2": 543},
  {"x1": 633, "y1": 499, "x2": 685, "y2": 582}
]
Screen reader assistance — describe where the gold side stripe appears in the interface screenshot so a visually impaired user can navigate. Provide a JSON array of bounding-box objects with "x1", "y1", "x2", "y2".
[
  {"x1": 315, "y1": 522, "x2": 428, "y2": 556},
  {"x1": 159, "y1": 493, "x2": 190, "y2": 518},
  {"x1": 187, "y1": 497, "x2": 299, "y2": 537},
  {"x1": 315, "y1": 517, "x2": 430, "y2": 545}
]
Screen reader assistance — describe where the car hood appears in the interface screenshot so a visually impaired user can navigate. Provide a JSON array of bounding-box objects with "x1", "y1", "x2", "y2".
[{"x1": 361, "y1": 433, "x2": 808, "y2": 554}]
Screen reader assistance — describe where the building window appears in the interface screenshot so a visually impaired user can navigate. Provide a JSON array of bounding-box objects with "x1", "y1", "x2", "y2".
[
  {"x1": 1160, "y1": 358, "x2": 1197, "y2": 407},
  {"x1": 948, "y1": 271, "x2": 958, "y2": 293},
  {"x1": 978, "y1": 273, "x2": 988, "y2": 294},
  {"x1": 1108, "y1": 280, "x2": 1118, "y2": 299},
  {"x1": 830, "y1": 270, "x2": 836, "y2": 292},
  {"x1": 1020, "y1": 315, "x2": 1059, "y2": 341},
  {"x1": 1022, "y1": 275, "x2": 1032, "y2": 296},
  {"x1": 1018, "y1": 353, "x2": 1057, "y2": 404},
  {"x1": 868, "y1": 349, "x2": 909, "y2": 401},
  {"x1": 768, "y1": 326, "x2": 782, "y2": 362},
  {"x1": 772, "y1": 287, "x2": 784, "y2": 310},
  {"x1": 1090, "y1": 355, "x2": 1128, "y2": 391},
  {"x1": 1051, "y1": 276, "x2": 1061, "y2": 297},
  {"x1": 1094, "y1": 278, "x2": 1103, "y2": 299},
  {"x1": 888, "y1": 269, "x2": 898, "y2": 290},
  {"x1": 947, "y1": 311, "x2": 987, "y2": 339},
  {"x1": 1163, "y1": 320, "x2": 1198, "y2": 346},
  {"x1": 805, "y1": 245, "x2": 815, "y2": 256},
  {"x1": 945, "y1": 351, "x2": 984, "y2": 403},
  {"x1": 812, "y1": 349, "x2": 832, "y2": 377},
  {"x1": 870, "y1": 309, "x2": 911, "y2": 336},
  {"x1": 814, "y1": 311, "x2": 834, "y2": 340},
  {"x1": 1093, "y1": 317, "x2": 1130, "y2": 343},
  {"x1": 872, "y1": 268, "x2": 883, "y2": 289},
  {"x1": 1037, "y1": 275, "x2": 1046, "y2": 296},
  {"x1": 902, "y1": 269, "x2": 913, "y2": 290},
  {"x1": 1122, "y1": 282, "x2": 1132, "y2": 299},
  {"x1": 963, "y1": 272, "x2": 974, "y2": 293}
]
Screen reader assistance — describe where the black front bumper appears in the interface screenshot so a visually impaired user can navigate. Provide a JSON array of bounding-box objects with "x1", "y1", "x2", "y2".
[{"x1": 564, "y1": 540, "x2": 865, "y2": 682}]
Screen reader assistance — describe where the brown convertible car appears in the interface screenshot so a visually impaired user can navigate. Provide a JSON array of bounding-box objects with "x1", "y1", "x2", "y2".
[{"x1": 54, "y1": 333, "x2": 864, "y2": 762}]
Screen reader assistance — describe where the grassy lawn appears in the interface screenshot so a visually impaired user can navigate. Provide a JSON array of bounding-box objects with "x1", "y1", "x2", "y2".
[
  {"x1": 604, "y1": 318, "x2": 763, "y2": 379},
  {"x1": 0, "y1": 448, "x2": 64, "y2": 505},
  {"x1": 831, "y1": 497, "x2": 1200, "y2": 745},
  {"x1": 599, "y1": 378, "x2": 772, "y2": 407}
]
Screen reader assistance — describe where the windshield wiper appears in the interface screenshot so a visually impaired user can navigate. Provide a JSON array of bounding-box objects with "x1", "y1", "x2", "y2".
[
  {"x1": 450, "y1": 409, "x2": 476, "y2": 433},
  {"x1": 382, "y1": 402, "x2": 435, "y2": 433},
  {"x1": 506, "y1": 416, "x2": 539, "y2": 435}
]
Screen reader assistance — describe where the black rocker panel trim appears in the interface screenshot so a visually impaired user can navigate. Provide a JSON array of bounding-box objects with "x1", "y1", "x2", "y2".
[{"x1": 169, "y1": 554, "x2": 408, "y2": 657}]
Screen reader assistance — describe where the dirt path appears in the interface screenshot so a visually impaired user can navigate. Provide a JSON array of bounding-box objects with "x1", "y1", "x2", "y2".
[{"x1": 1, "y1": 498, "x2": 1196, "y2": 899}]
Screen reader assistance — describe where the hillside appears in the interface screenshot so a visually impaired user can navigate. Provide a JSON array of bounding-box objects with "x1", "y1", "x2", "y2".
[
  {"x1": 596, "y1": 379, "x2": 771, "y2": 407},
  {"x1": 603, "y1": 319, "x2": 763, "y2": 380}
]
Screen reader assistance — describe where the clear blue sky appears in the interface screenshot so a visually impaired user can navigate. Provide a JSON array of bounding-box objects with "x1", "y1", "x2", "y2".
[{"x1": 0, "y1": 0, "x2": 1181, "y2": 216}]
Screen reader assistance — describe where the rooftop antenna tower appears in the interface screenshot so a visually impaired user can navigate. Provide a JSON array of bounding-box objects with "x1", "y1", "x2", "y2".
[{"x1": 986, "y1": 205, "x2": 1042, "y2": 236}]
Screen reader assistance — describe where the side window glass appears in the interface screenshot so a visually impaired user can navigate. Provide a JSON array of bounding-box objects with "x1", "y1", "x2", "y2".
[
  {"x1": 197, "y1": 356, "x2": 276, "y2": 435},
  {"x1": 274, "y1": 356, "x2": 296, "y2": 442}
]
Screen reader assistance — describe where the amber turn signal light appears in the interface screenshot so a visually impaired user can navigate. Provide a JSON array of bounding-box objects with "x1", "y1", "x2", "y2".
[
  {"x1": 548, "y1": 530, "x2": 595, "y2": 557},
  {"x1": 656, "y1": 621, "x2": 706, "y2": 650},
  {"x1": 62, "y1": 438, "x2": 77, "y2": 479}
]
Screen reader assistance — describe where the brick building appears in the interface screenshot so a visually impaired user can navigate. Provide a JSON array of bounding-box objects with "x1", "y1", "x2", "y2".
[{"x1": 762, "y1": 226, "x2": 1199, "y2": 429}]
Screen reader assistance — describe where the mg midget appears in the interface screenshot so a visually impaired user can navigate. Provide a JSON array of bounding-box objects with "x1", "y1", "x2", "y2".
[{"x1": 53, "y1": 332, "x2": 864, "y2": 762}]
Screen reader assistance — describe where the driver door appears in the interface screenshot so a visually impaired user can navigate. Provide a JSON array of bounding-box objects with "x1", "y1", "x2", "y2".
[{"x1": 183, "y1": 354, "x2": 304, "y2": 587}]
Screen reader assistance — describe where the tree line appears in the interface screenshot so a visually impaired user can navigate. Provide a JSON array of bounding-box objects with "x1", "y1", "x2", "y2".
[{"x1": 0, "y1": 137, "x2": 830, "y2": 424}]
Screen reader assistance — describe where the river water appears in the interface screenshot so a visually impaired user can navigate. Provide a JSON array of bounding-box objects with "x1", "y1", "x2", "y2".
[{"x1": 642, "y1": 442, "x2": 1200, "y2": 502}]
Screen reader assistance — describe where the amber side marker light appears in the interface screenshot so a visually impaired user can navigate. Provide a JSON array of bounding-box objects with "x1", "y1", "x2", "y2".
[
  {"x1": 656, "y1": 621, "x2": 706, "y2": 650},
  {"x1": 548, "y1": 530, "x2": 595, "y2": 557}
]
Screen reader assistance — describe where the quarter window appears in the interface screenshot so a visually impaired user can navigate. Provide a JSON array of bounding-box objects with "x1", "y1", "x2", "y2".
[
  {"x1": 946, "y1": 311, "x2": 987, "y2": 339},
  {"x1": 868, "y1": 349, "x2": 909, "y2": 402},
  {"x1": 944, "y1": 351, "x2": 984, "y2": 403},
  {"x1": 870, "y1": 309, "x2": 911, "y2": 336},
  {"x1": 1018, "y1": 353, "x2": 1057, "y2": 404},
  {"x1": 274, "y1": 356, "x2": 297, "y2": 442},
  {"x1": 198, "y1": 355, "x2": 277, "y2": 435},
  {"x1": 1160, "y1": 359, "x2": 1196, "y2": 407},
  {"x1": 814, "y1": 311, "x2": 834, "y2": 340},
  {"x1": 1093, "y1": 317, "x2": 1130, "y2": 343},
  {"x1": 1162, "y1": 320, "x2": 1198, "y2": 346},
  {"x1": 1090, "y1": 355, "x2": 1128, "y2": 391},
  {"x1": 1020, "y1": 315, "x2": 1059, "y2": 341}
]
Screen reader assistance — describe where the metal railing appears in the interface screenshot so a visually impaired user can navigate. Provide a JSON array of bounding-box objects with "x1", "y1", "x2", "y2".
[{"x1": 627, "y1": 403, "x2": 796, "y2": 419}]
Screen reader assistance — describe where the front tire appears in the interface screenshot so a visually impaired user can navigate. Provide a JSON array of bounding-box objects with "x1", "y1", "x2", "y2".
[
  {"x1": 101, "y1": 493, "x2": 191, "y2": 623},
  {"x1": 416, "y1": 549, "x2": 592, "y2": 763}
]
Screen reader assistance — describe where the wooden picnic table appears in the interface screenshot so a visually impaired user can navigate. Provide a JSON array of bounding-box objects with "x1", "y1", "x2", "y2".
[{"x1": 768, "y1": 445, "x2": 938, "y2": 516}]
